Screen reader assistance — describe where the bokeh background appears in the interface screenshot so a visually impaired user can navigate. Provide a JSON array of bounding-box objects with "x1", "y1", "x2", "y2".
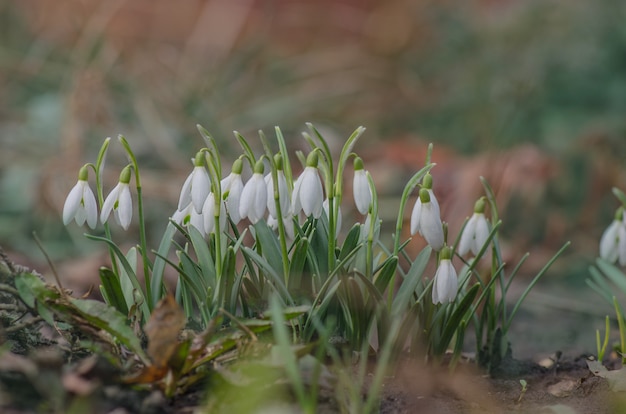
[{"x1": 2, "y1": 0, "x2": 626, "y2": 355}]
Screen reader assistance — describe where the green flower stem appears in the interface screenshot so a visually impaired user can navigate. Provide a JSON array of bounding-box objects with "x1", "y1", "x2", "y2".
[
  {"x1": 204, "y1": 150, "x2": 224, "y2": 284},
  {"x1": 259, "y1": 132, "x2": 290, "y2": 282},
  {"x1": 393, "y1": 164, "x2": 434, "y2": 255},
  {"x1": 92, "y1": 138, "x2": 122, "y2": 283},
  {"x1": 366, "y1": 171, "x2": 378, "y2": 279},
  {"x1": 118, "y1": 135, "x2": 153, "y2": 309},
  {"x1": 274, "y1": 127, "x2": 294, "y2": 191}
]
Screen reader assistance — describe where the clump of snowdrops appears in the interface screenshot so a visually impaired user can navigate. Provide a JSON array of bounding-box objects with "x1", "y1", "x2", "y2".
[{"x1": 62, "y1": 123, "x2": 567, "y2": 371}]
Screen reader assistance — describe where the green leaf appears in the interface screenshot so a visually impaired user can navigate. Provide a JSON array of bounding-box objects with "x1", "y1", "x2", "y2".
[
  {"x1": 151, "y1": 222, "x2": 178, "y2": 307},
  {"x1": 373, "y1": 256, "x2": 398, "y2": 294},
  {"x1": 119, "y1": 247, "x2": 138, "y2": 315},
  {"x1": 71, "y1": 298, "x2": 149, "y2": 364},
  {"x1": 289, "y1": 237, "x2": 309, "y2": 290},
  {"x1": 339, "y1": 224, "x2": 361, "y2": 261},
  {"x1": 254, "y1": 221, "x2": 284, "y2": 278},
  {"x1": 99, "y1": 267, "x2": 128, "y2": 315},
  {"x1": 242, "y1": 246, "x2": 292, "y2": 304},
  {"x1": 436, "y1": 283, "x2": 480, "y2": 356},
  {"x1": 188, "y1": 225, "x2": 217, "y2": 291},
  {"x1": 392, "y1": 246, "x2": 431, "y2": 316},
  {"x1": 85, "y1": 234, "x2": 150, "y2": 319}
]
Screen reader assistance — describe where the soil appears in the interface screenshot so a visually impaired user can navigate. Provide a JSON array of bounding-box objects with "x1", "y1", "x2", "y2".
[
  {"x1": 378, "y1": 356, "x2": 613, "y2": 414},
  {"x1": 0, "y1": 349, "x2": 618, "y2": 414}
]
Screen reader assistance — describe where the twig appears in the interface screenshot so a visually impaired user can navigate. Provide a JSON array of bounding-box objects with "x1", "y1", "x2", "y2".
[
  {"x1": 32, "y1": 232, "x2": 64, "y2": 292},
  {"x1": 5, "y1": 317, "x2": 43, "y2": 333}
]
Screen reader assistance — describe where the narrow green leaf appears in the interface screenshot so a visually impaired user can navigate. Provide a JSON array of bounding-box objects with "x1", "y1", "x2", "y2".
[
  {"x1": 99, "y1": 267, "x2": 128, "y2": 315},
  {"x1": 242, "y1": 246, "x2": 292, "y2": 304},
  {"x1": 151, "y1": 222, "x2": 178, "y2": 308},
  {"x1": 339, "y1": 224, "x2": 361, "y2": 261},
  {"x1": 373, "y1": 256, "x2": 399, "y2": 294},
  {"x1": 254, "y1": 220, "x2": 284, "y2": 278},
  {"x1": 392, "y1": 246, "x2": 431, "y2": 316},
  {"x1": 71, "y1": 298, "x2": 149, "y2": 363},
  {"x1": 188, "y1": 225, "x2": 217, "y2": 291},
  {"x1": 436, "y1": 284, "x2": 480, "y2": 355},
  {"x1": 289, "y1": 237, "x2": 309, "y2": 290},
  {"x1": 84, "y1": 234, "x2": 150, "y2": 319}
]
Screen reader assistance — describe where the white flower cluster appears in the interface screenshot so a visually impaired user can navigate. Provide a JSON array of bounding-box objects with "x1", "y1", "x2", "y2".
[
  {"x1": 62, "y1": 133, "x2": 496, "y2": 306},
  {"x1": 63, "y1": 164, "x2": 135, "y2": 231}
]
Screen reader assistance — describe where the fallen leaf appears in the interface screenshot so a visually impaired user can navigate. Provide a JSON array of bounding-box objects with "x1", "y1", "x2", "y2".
[
  {"x1": 123, "y1": 295, "x2": 186, "y2": 385},
  {"x1": 547, "y1": 379, "x2": 578, "y2": 397},
  {"x1": 587, "y1": 359, "x2": 626, "y2": 392},
  {"x1": 145, "y1": 294, "x2": 186, "y2": 367}
]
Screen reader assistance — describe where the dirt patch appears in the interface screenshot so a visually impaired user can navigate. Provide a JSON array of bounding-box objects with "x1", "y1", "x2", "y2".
[{"x1": 378, "y1": 355, "x2": 614, "y2": 414}]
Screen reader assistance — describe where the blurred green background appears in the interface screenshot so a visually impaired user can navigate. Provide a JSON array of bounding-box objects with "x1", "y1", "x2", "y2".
[{"x1": 2, "y1": 0, "x2": 626, "y2": 337}]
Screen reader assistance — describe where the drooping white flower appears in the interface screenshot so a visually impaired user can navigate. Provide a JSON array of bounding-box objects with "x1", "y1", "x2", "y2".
[
  {"x1": 266, "y1": 166, "x2": 290, "y2": 219},
  {"x1": 410, "y1": 187, "x2": 444, "y2": 251},
  {"x1": 239, "y1": 160, "x2": 267, "y2": 224},
  {"x1": 458, "y1": 198, "x2": 490, "y2": 257},
  {"x1": 432, "y1": 246, "x2": 458, "y2": 304},
  {"x1": 292, "y1": 152, "x2": 323, "y2": 218},
  {"x1": 202, "y1": 192, "x2": 227, "y2": 235},
  {"x1": 63, "y1": 165, "x2": 98, "y2": 229},
  {"x1": 267, "y1": 214, "x2": 295, "y2": 240},
  {"x1": 353, "y1": 157, "x2": 372, "y2": 215},
  {"x1": 101, "y1": 166, "x2": 133, "y2": 230},
  {"x1": 600, "y1": 207, "x2": 626, "y2": 264},
  {"x1": 178, "y1": 151, "x2": 210, "y2": 214},
  {"x1": 171, "y1": 203, "x2": 205, "y2": 238},
  {"x1": 221, "y1": 159, "x2": 244, "y2": 224}
]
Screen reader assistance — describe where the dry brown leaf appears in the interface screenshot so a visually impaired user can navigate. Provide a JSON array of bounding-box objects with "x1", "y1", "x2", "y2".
[
  {"x1": 123, "y1": 295, "x2": 186, "y2": 385},
  {"x1": 145, "y1": 294, "x2": 186, "y2": 368}
]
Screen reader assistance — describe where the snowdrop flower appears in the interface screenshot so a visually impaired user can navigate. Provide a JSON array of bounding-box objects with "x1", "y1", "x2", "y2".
[
  {"x1": 239, "y1": 160, "x2": 267, "y2": 224},
  {"x1": 178, "y1": 151, "x2": 210, "y2": 214},
  {"x1": 432, "y1": 246, "x2": 458, "y2": 304},
  {"x1": 202, "y1": 192, "x2": 227, "y2": 235},
  {"x1": 292, "y1": 151, "x2": 323, "y2": 218},
  {"x1": 221, "y1": 159, "x2": 244, "y2": 224},
  {"x1": 600, "y1": 207, "x2": 626, "y2": 264},
  {"x1": 266, "y1": 155, "x2": 291, "y2": 219},
  {"x1": 101, "y1": 166, "x2": 133, "y2": 230},
  {"x1": 172, "y1": 203, "x2": 205, "y2": 237},
  {"x1": 63, "y1": 165, "x2": 98, "y2": 229},
  {"x1": 267, "y1": 214, "x2": 295, "y2": 240},
  {"x1": 353, "y1": 157, "x2": 372, "y2": 215},
  {"x1": 410, "y1": 187, "x2": 444, "y2": 251},
  {"x1": 458, "y1": 197, "x2": 490, "y2": 257}
]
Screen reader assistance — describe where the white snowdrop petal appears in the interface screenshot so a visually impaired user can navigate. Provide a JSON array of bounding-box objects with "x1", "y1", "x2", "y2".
[
  {"x1": 472, "y1": 213, "x2": 490, "y2": 255},
  {"x1": 353, "y1": 170, "x2": 371, "y2": 215},
  {"x1": 177, "y1": 173, "x2": 193, "y2": 211},
  {"x1": 83, "y1": 185, "x2": 98, "y2": 229},
  {"x1": 600, "y1": 221, "x2": 620, "y2": 262},
  {"x1": 427, "y1": 189, "x2": 440, "y2": 216},
  {"x1": 410, "y1": 199, "x2": 422, "y2": 236},
  {"x1": 117, "y1": 184, "x2": 133, "y2": 230},
  {"x1": 420, "y1": 203, "x2": 444, "y2": 251},
  {"x1": 62, "y1": 182, "x2": 84, "y2": 225},
  {"x1": 300, "y1": 167, "x2": 323, "y2": 218},
  {"x1": 191, "y1": 167, "x2": 210, "y2": 213},
  {"x1": 457, "y1": 216, "x2": 476, "y2": 257},
  {"x1": 100, "y1": 184, "x2": 120, "y2": 224},
  {"x1": 227, "y1": 177, "x2": 243, "y2": 224}
]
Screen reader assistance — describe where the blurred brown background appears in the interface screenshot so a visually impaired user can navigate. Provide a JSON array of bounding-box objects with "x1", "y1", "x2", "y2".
[{"x1": 2, "y1": 0, "x2": 626, "y2": 308}]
